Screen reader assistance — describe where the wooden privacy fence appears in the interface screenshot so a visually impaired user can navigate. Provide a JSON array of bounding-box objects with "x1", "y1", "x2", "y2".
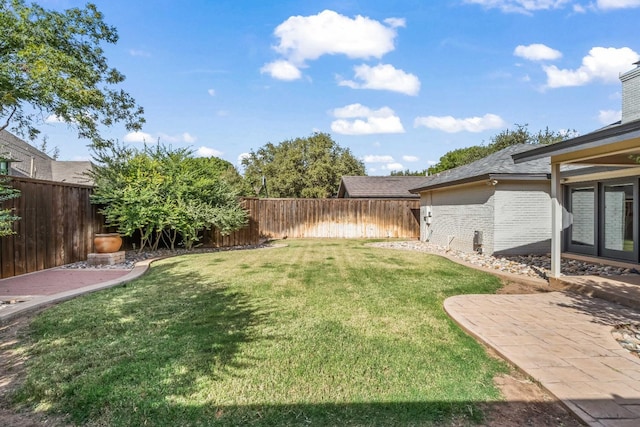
[
  {"x1": 246, "y1": 198, "x2": 420, "y2": 240},
  {"x1": 1, "y1": 185, "x2": 418, "y2": 279},
  {"x1": 1, "y1": 176, "x2": 103, "y2": 279}
]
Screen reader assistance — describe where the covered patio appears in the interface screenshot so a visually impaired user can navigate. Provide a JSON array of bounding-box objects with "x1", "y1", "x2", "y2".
[
  {"x1": 513, "y1": 63, "x2": 640, "y2": 279},
  {"x1": 513, "y1": 119, "x2": 640, "y2": 278}
]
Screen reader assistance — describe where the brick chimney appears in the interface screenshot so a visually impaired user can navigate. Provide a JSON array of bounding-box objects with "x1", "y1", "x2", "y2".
[{"x1": 620, "y1": 61, "x2": 640, "y2": 124}]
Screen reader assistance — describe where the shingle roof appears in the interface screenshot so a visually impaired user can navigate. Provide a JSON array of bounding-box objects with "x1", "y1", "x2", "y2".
[
  {"x1": 410, "y1": 144, "x2": 550, "y2": 193},
  {"x1": 51, "y1": 161, "x2": 94, "y2": 185},
  {"x1": 0, "y1": 130, "x2": 93, "y2": 185},
  {"x1": 0, "y1": 130, "x2": 53, "y2": 180},
  {"x1": 337, "y1": 176, "x2": 425, "y2": 198}
]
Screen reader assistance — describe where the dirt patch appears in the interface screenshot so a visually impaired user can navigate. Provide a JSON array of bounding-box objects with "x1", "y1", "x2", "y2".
[
  {"x1": 0, "y1": 307, "x2": 70, "y2": 427},
  {"x1": 0, "y1": 283, "x2": 583, "y2": 427},
  {"x1": 496, "y1": 279, "x2": 552, "y2": 295},
  {"x1": 479, "y1": 371, "x2": 584, "y2": 426}
]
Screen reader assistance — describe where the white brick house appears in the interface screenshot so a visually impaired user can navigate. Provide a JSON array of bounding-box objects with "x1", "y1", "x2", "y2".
[{"x1": 410, "y1": 144, "x2": 552, "y2": 255}]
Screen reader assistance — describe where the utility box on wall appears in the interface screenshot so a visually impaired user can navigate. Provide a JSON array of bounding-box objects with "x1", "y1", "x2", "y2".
[{"x1": 473, "y1": 230, "x2": 483, "y2": 253}]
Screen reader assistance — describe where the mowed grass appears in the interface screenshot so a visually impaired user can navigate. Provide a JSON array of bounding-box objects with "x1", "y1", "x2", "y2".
[{"x1": 12, "y1": 239, "x2": 508, "y2": 426}]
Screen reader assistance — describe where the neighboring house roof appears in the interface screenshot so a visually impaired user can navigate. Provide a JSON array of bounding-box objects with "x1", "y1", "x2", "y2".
[
  {"x1": 0, "y1": 130, "x2": 53, "y2": 180},
  {"x1": 0, "y1": 130, "x2": 94, "y2": 185},
  {"x1": 410, "y1": 144, "x2": 550, "y2": 193},
  {"x1": 51, "y1": 161, "x2": 94, "y2": 185},
  {"x1": 512, "y1": 119, "x2": 640, "y2": 164},
  {"x1": 337, "y1": 176, "x2": 425, "y2": 198}
]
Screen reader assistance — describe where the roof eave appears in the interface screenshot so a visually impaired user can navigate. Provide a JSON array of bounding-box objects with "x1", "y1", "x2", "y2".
[
  {"x1": 513, "y1": 120, "x2": 640, "y2": 163},
  {"x1": 410, "y1": 173, "x2": 550, "y2": 193}
]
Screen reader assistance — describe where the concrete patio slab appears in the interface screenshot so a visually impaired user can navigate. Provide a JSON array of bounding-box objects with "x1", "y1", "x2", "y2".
[{"x1": 445, "y1": 291, "x2": 640, "y2": 427}]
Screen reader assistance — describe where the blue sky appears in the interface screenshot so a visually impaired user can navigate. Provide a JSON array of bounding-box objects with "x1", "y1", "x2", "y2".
[{"x1": 37, "y1": 0, "x2": 640, "y2": 174}]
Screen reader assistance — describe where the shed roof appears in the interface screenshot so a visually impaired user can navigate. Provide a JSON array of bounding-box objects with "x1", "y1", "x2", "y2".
[
  {"x1": 410, "y1": 144, "x2": 550, "y2": 193},
  {"x1": 337, "y1": 176, "x2": 425, "y2": 198}
]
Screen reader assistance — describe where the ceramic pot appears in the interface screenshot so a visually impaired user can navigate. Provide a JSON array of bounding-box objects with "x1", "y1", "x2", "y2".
[{"x1": 94, "y1": 233, "x2": 123, "y2": 253}]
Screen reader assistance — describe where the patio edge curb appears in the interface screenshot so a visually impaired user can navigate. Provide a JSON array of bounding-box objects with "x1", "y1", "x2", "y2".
[{"x1": 0, "y1": 259, "x2": 154, "y2": 324}]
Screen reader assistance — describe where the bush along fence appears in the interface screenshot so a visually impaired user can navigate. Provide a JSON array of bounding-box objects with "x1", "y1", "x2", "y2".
[{"x1": 1, "y1": 186, "x2": 419, "y2": 279}]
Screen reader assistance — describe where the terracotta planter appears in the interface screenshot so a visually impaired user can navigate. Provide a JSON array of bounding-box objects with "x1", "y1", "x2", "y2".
[{"x1": 94, "y1": 233, "x2": 123, "y2": 253}]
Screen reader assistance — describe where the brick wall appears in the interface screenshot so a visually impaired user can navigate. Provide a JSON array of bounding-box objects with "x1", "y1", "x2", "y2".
[
  {"x1": 493, "y1": 181, "x2": 551, "y2": 255},
  {"x1": 421, "y1": 183, "x2": 495, "y2": 253}
]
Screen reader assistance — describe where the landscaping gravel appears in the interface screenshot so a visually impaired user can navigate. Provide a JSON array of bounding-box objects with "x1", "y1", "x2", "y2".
[
  {"x1": 60, "y1": 242, "x2": 275, "y2": 270},
  {"x1": 370, "y1": 240, "x2": 640, "y2": 280}
]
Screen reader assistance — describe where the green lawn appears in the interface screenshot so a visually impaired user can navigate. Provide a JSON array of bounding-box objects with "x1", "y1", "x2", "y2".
[{"x1": 11, "y1": 239, "x2": 508, "y2": 426}]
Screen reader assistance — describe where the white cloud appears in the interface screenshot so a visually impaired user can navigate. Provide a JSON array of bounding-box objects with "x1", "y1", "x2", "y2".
[
  {"x1": 260, "y1": 60, "x2": 302, "y2": 81},
  {"x1": 414, "y1": 113, "x2": 507, "y2": 133},
  {"x1": 384, "y1": 17, "x2": 406, "y2": 28},
  {"x1": 330, "y1": 103, "x2": 405, "y2": 135},
  {"x1": 45, "y1": 114, "x2": 66, "y2": 124},
  {"x1": 403, "y1": 155, "x2": 419, "y2": 162},
  {"x1": 464, "y1": 0, "x2": 571, "y2": 14},
  {"x1": 124, "y1": 131, "x2": 196, "y2": 144},
  {"x1": 237, "y1": 152, "x2": 250, "y2": 169},
  {"x1": 382, "y1": 163, "x2": 404, "y2": 171},
  {"x1": 338, "y1": 63, "x2": 420, "y2": 95},
  {"x1": 123, "y1": 131, "x2": 153, "y2": 143},
  {"x1": 157, "y1": 132, "x2": 198, "y2": 144},
  {"x1": 514, "y1": 44, "x2": 562, "y2": 61},
  {"x1": 264, "y1": 10, "x2": 401, "y2": 79},
  {"x1": 208, "y1": 89, "x2": 216, "y2": 96},
  {"x1": 543, "y1": 47, "x2": 639, "y2": 88},
  {"x1": 597, "y1": 0, "x2": 640, "y2": 9},
  {"x1": 364, "y1": 155, "x2": 395, "y2": 163},
  {"x1": 182, "y1": 132, "x2": 197, "y2": 143},
  {"x1": 195, "y1": 146, "x2": 223, "y2": 157},
  {"x1": 598, "y1": 109, "x2": 622, "y2": 124}
]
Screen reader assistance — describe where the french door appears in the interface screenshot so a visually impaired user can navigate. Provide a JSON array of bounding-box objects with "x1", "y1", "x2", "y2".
[{"x1": 565, "y1": 179, "x2": 639, "y2": 262}]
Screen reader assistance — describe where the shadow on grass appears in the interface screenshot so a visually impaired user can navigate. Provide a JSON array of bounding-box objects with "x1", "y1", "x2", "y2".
[
  {"x1": 104, "y1": 398, "x2": 584, "y2": 426},
  {"x1": 13, "y1": 259, "x2": 275, "y2": 424}
]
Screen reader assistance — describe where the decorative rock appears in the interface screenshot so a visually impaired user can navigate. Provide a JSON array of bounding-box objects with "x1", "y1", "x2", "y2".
[{"x1": 369, "y1": 241, "x2": 640, "y2": 279}]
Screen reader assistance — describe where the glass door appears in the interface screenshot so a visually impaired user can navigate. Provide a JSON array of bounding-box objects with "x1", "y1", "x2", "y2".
[
  {"x1": 567, "y1": 186, "x2": 596, "y2": 255},
  {"x1": 601, "y1": 182, "x2": 636, "y2": 261}
]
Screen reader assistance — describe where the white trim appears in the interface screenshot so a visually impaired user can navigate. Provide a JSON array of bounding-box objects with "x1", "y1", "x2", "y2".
[{"x1": 550, "y1": 163, "x2": 562, "y2": 278}]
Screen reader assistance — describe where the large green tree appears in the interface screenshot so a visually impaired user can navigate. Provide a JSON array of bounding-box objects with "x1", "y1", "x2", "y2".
[
  {"x1": 427, "y1": 125, "x2": 570, "y2": 175},
  {"x1": 90, "y1": 144, "x2": 248, "y2": 251},
  {"x1": 0, "y1": 0, "x2": 144, "y2": 146},
  {"x1": 242, "y1": 132, "x2": 365, "y2": 198}
]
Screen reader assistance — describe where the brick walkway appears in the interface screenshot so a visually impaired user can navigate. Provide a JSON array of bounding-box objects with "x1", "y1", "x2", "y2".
[
  {"x1": 0, "y1": 269, "x2": 131, "y2": 298},
  {"x1": 0, "y1": 262, "x2": 151, "y2": 323},
  {"x1": 446, "y1": 291, "x2": 640, "y2": 427}
]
